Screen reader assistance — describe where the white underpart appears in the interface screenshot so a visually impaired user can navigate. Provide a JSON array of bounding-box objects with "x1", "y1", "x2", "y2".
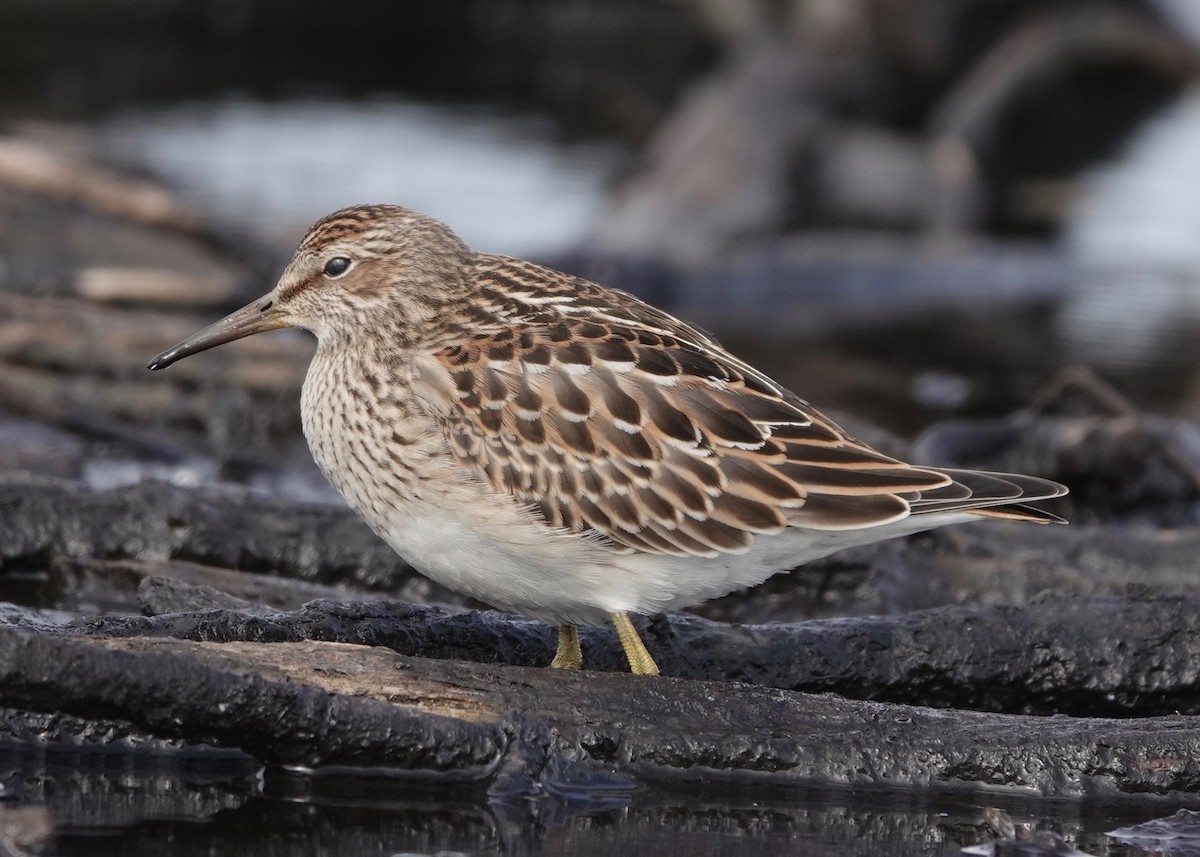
[
  {"x1": 623, "y1": 511, "x2": 977, "y2": 613},
  {"x1": 381, "y1": 506, "x2": 978, "y2": 623}
]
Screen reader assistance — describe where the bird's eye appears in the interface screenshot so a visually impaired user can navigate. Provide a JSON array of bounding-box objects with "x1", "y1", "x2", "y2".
[{"x1": 323, "y1": 257, "x2": 352, "y2": 278}]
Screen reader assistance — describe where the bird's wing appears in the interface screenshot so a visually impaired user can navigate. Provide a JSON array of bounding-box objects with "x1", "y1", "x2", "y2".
[{"x1": 411, "y1": 258, "x2": 1065, "y2": 557}]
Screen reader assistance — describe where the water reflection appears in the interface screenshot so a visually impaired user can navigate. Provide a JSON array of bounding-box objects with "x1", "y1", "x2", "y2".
[
  {"x1": 100, "y1": 98, "x2": 623, "y2": 255},
  {"x1": 0, "y1": 752, "x2": 1159, "y2": 856}
]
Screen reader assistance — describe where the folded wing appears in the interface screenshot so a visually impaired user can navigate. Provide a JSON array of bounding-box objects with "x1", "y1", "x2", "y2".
[{"x1": 412, "y1": 258, "x2": 1067, "y2": 558}]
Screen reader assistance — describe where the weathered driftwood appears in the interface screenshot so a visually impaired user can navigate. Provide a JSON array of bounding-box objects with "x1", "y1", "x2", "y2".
[
  {"x1": 0, "y1": 183, "x2": 259, "y2": 305},
  {"x1": 928, "y1": 6, "x2": 1200, "y2": 235},
  {"x1": 75, "y1": 266, "x2": 239, "y2": 308},
  {"x1": 0, "y1": 137, "x2": 204, "y2": 233},
  {"x1": 0, "y1": 621, "x2": 1196, "y2": 803},
  {"x1": 598, "y1": 1, "x2": 1200, "y2": 258}
]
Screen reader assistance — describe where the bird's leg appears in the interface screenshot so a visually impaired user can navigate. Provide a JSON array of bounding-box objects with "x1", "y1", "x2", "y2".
[
  {"x1": 609, "y1": 612, "x2": 660, "y2": 676},
  {"x1": 550, "y1": 623, "x2": 583, "y2": 670}
]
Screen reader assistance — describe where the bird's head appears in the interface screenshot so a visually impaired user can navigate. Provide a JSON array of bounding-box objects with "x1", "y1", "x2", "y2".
[{"x1": 148, "y1": 204, "x2": 471, "y2": 370}]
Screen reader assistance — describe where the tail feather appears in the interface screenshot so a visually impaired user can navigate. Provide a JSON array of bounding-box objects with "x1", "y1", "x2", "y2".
[
  {"x1": 907, "y1": 467, "x2": 1067, "y2": 523},
  {"x1": 971, "y1": 503, "x2": 1067, "y2": 524}
]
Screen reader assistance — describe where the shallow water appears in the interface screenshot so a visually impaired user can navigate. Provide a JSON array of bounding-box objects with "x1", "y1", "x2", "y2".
[{"x1": 0, "y1": 751, "x2": 1167, "y2": 857}]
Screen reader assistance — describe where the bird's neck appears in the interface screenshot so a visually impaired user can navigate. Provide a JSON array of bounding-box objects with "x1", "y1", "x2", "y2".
[{"x1": 310, "y1": 332, "x2": 418, "y2": 393}]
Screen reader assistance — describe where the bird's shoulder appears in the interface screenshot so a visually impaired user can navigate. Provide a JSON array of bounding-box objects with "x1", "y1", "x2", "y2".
[{"x1": 467, "y1": 254, "x2": 722, "y2": 346}]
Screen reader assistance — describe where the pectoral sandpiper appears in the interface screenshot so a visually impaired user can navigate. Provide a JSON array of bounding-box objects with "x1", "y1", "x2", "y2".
[{"x1": 149, "y1": 204, "x2": 1067, "y2": 676}]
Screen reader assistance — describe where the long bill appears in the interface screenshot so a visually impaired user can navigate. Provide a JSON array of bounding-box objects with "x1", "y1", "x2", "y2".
[{"x1": 147, "y1": 295, "x2": 286, "y2": 370}]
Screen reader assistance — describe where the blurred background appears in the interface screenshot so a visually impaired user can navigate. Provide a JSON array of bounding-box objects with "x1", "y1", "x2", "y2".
[{"x1": 3, "y1": 0, "x2": 1200, "y2": 482}]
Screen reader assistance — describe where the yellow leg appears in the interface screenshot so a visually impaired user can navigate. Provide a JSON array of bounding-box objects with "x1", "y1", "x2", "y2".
[
  {"x1": 609, "y1": 612, "x2": 660, "y2": 676},
  {"x1": 549, "y1": 624, "x2": 583, "y2": 670}
]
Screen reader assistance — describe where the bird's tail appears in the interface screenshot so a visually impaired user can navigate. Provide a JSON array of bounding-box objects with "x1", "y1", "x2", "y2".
[{"x1": 905, "y1": 468, "x2": 1068, "y2": 523}]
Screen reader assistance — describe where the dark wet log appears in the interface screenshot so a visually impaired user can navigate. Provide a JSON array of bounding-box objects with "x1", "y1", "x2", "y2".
[
  {"x1": 904, "y1": 522, "x2": 1200, "y2": 606},
  {"x1": 54, "y1": 556, "x2": 361, "y2": 615},
  {"x1": 5, "y1": 553, "x2": 375, "y2": 618},
  {"x1": 697, "y1": 515, "x2": 1200, "y2": 625},
  {"x1": 0, "y1": 622, "x2": 1196, "y2": 801},
  {"x1": 137, "y1": 576, "x2": 254, "y2": 614},
  {"x1": 77, "y1": 590, "x2": 1200, "y2": 718},
  {"x1": 0, "y1": 630, "x2": 501, "y2": 772},
  {"x1": 0, "y1": 474, "x2": 460, "y2": 599}
]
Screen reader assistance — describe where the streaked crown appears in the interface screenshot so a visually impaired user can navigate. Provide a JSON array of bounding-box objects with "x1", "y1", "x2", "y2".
[{"x1": 271, "y1": 204, "x2": 474, "y2": 344}]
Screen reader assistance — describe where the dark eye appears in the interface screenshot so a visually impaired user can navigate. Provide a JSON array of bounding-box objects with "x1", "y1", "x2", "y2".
[{"x1": 323, "y1": 257, "x2": 352, "y2": 278}]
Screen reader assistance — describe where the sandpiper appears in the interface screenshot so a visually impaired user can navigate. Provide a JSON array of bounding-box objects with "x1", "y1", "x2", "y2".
[{"x1": 149, "y1": 204, "x2": 1067, "y2": 675}]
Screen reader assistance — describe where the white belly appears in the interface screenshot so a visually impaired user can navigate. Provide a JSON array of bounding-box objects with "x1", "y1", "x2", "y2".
[
  {"x1": 375, "y1": 505, "x2": 624, "y2": 623},
  {"x1": 618, "y1": 510, "x2": 979, "y2": 613},
  {"x1": 381, "y1": 503, "x2": 978, "y2": 622}
]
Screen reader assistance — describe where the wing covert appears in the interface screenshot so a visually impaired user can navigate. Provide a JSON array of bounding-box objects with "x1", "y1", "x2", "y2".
[{"x1": 414, "y1": 309, "x2": 952, "y2": 558}]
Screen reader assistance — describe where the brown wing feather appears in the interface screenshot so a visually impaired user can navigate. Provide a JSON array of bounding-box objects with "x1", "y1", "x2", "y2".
[{"x1": 413, "y1": 256, "x2": 1065, "y2": 556}]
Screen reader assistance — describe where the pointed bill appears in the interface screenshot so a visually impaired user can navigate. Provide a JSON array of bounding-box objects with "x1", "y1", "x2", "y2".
[{"x1": 147, "y1": 295, "x2": 286, "y2": 370}]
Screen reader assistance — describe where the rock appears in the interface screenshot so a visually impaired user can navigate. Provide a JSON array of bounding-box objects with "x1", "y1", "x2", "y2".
[
  {"x1": 0, "y1": 473, "x2": 445, "y2": 595},
  {"x1": 137, "y1": 576, "x2": 252, "y2": 615},
  {"x1": 50, "y1": 557, "x2": 361, "y2": 616},
  {"x1": 0, "y1": 804, "x2": 54, "y2": 857},
  {"x1": 0, "y1": 622, "x2": 1197, "y2": 802},
  {"x1": 72, "y1": 591, "x2": 1200, "y2": 718}
]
